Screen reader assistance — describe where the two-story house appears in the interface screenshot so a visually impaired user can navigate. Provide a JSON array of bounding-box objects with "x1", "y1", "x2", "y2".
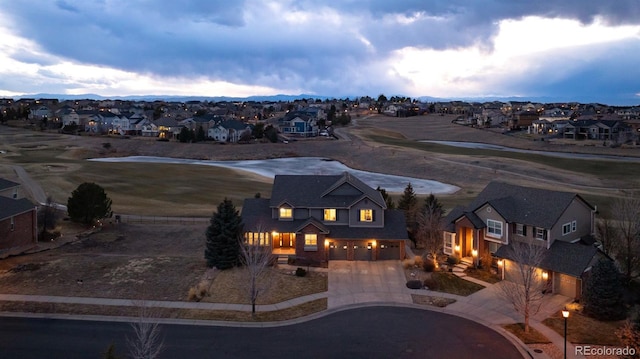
[
  {"x1": 0, "y1": 178, "x2": 37, "y2": 254},
  {"x1": 442, "y1": 181, "x2": 602, "y2": 299},
  {"x1": 241, "y1": 173, "x2": 408, "y2": 266}
]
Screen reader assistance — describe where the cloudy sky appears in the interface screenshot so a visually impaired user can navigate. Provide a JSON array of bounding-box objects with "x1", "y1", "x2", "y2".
[{"x1": 1, "y1": 1, "x2": 639, "y2": 104}]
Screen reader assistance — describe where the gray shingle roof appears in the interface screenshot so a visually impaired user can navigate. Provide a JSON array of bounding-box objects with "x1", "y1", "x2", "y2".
[
  {"x1": 0, "y1": 197, "x2": 35, "y2": 220},
  {"x1": 0, "y1": 178, "x2": 20, "y2": 191},
  {"x1": 269, "y1": 173, "x2": 386, "y2": 209},
  {"x1": 464, "y1": 181, "x2": 592, "y2": 228},
  {"x1": 494, "y1": 240, "x2": 599, "y2": 277}
]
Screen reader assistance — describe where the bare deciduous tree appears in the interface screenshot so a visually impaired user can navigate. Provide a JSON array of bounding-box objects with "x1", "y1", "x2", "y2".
[
  {"x1": 595, "y1": 217, "x2": 617, "y2": 256},
  {"x1": 611, "y1": 196, "x2": 640, "y2": 281},
  {"x1": 496, "y1": 241, "x2": 547, "y2": 333},
  {"x1": 238, "y1": 239, "x2": 274, "y2": 316},
  {"x1": 127, "y1": 301, "x2": 164, "y2": 359}
]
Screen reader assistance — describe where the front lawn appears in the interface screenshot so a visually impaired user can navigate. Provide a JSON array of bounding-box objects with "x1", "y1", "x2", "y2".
[
  {"x1": 464, "y1": 267, "x2": 501, "y2": 284},
  {"x1": 543, "y1": 310, "x2": 624, "y2": 346},
  {"x1": 430, "y1": 272, "x2": 486, "y2": 296}
]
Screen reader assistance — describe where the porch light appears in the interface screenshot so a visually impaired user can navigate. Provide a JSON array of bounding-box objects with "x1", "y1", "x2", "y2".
[
  {"x1": 271, "y1": 231, "x2": 278, "y2": 237},
  {"x1": 372, "y1": 240, "x2": 377, "y2": 248},
  {"x1": 542, "y1": 271, "x2": 549, "y2": 280},
  {"x1": 454, "y1": 245, "x2": 460, "y2": 253},
  {"x1": 324, "y1": 239, "x2": 330, "y2": 246},
  {"x1": 367, "y1": 244, "x2": 372, "y2": 250},
  {"x1": 471, "y1": 249, "x2": 478, "y2": 257},
  {"x1": 497, "y1": 259, "x2": 504, "y2": 267}
]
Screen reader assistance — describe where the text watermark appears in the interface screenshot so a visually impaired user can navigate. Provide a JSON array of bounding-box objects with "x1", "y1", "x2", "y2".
[{"x1": 575, "y1": 345, "x2": 636, "y2": 356}]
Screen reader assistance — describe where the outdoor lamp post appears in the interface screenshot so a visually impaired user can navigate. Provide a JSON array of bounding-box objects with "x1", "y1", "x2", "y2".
[{"x1": 562, "y1": 308, "x2": 570, "y2": 359}]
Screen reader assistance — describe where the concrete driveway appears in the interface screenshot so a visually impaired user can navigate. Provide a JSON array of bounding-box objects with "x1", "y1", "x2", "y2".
[{"x1": 328, "y1": 260, "x2": 412, "y2": 308}]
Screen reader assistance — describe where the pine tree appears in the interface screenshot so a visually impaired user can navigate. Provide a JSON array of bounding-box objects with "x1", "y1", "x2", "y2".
[
  {"x1": 376, "y1": 186, "x2": 394, "y2": 209},
  {"x1": 205, "y1": 198, "x2": 243, "y2": 269},
  {"x1": 583, "y1": 258, "x2": 626, "y2": 321},
  {"x1": 398, "y1": 183, "x2": 419, "y2": 244},
  {"x1": 67, "y1": 182, "x2": 112, "y2": 225}
]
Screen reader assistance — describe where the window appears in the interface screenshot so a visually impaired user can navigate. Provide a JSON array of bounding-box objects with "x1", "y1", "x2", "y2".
[
  {"x1": 571, "y1": 220, "x2": 577, "y2": 232},
  {"x1": 279, "y1": 207, "x2": 292, "y2": 219},
  {"x1": 360, "y1": 209, "x2": 373, "y2": 222},
  {"x1": 562, "y1": 223, "x2": 571, "y2": 235},
  {"x1": 486, "y1": 219, "x2": 503, "y2": 238},
  {"x1": 516, "y1": 223, "x2": 526, "y2": 236},
  {"x1": 304, "y1": 234, "x2": 317, "y2": 251},
  {"x1": 488, "y1": 241, "x2": 500, "y2": 254},
  {"x1": 324, "y1": 209, "x2": 336, "y2": 221},
  {"x1": 10, "y1": 217, "x2": 15, "y2": 231},
  {"x1": 443, "y1": 233, "x2": 454, "y2": 255},
  {"x1": 535, "y1": 227, "x2": 546, "y2": 240}
]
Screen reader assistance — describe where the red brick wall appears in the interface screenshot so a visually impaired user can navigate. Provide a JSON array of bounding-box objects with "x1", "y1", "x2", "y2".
[
  {"x1": 0, "y1": 210, "x2": 36, "y2": 250},
  {"x1": 295, "y1": 224, "x2": 327, "y2": 265}
]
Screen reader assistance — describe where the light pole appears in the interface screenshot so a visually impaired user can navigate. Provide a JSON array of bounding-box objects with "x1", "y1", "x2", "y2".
[{"x1": 562, "y1": 307, "x2": 570, "y2": 359}]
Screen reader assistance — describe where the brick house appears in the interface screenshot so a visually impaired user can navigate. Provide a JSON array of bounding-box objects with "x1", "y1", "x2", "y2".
[
  {"x1": 241, "y1": 173, "x2": 408, "y2": 266},
  {"x1": 0, "y1": 179, "x2": 37, "y2": 253},
  {"x1": 442, "y1": 181, "x2": 603, "y2": 299}
]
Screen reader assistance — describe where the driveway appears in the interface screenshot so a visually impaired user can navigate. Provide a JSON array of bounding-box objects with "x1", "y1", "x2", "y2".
[{"x1": 328, "y1": 260, "x2": 412, "y2": 308}]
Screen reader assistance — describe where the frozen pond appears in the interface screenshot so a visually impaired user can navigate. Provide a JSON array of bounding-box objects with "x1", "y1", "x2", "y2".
[
  {"x1": 420, "y1": 140, "x2": 640, "y2": 163},
  {"x1": 90, "y1": 156, "x2": 460, "y2": 194}
]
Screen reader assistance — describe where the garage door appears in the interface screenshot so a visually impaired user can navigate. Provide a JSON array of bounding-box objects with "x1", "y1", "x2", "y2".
[
  {"x1": 329, "y1": 242, "x2": 347, "y2": 260},
  {"x1": 353, "y1": 243, "x2": 372, "y2": 261},
  {"x1": 557, "y1": 273, "x2": 577, "y2": 298},
  {"x1": 378, "y1": 242, "x2": 401, "y2": 260}
]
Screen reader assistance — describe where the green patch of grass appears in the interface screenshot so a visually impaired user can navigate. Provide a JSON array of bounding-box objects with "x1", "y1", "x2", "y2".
[
  {"x1": 463, "y1": 267, "x2": 501, "y2": 284},
  {"x1": 543, "y1": 310, "x2": 624, "y2": 346},
  {"x1": 431, "y1": 272, "x2": 485, "y2": 296},
  {"x1": 503, "y1": 323, "x2": 551, "y2": 344}
]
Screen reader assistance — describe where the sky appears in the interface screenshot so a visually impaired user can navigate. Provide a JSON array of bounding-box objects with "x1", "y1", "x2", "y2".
[{"x1": 1, "y1": 0, "x2": 640, "y2": 104}]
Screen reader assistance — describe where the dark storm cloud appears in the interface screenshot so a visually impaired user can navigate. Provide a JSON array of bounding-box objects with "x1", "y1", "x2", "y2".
[{"x1": 1, "y1": 0, "x2": 639, "y2": 99}]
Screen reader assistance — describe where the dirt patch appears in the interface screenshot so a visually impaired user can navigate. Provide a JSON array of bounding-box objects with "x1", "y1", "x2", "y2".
[
  {"x1": 0, "y1": 223, "x2": 206, "y2": 301},
  {"x1": 411, "y1": 294, "x2": 456, "y2": 307}
]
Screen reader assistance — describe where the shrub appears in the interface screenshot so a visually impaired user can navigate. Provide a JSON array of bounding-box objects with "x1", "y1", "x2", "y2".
[
  {"x1": 295, "y1": 267, "x2": 307, "y2": 277},
  {"x1": 423, "y1": 259, "x2": 436, "y2": 272},
  {"x1": 187, "y1": 280, "x2": 210, "y2": 301},
  {"x1": 446, "y1": 256, "x2": 460, "y2": 265},
  {"x1": 406, "y1": 280, "x2": 422, "y2": 289},
  {"x1": 413, "y1": 256, "x2": 424, "y2": 268},
  {"x1": 402, "y1": 258, "x2": 414, "y2": 269}
]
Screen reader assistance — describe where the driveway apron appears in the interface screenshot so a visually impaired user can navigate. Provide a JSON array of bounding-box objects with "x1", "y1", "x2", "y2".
[{"x1": 328, "y1": 260, "x2": 412, "y2": 309}]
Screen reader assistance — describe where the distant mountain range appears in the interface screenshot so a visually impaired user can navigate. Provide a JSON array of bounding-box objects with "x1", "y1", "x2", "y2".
[{"x1": 10, "y1": 93, "x2": 640, "y2": 106}]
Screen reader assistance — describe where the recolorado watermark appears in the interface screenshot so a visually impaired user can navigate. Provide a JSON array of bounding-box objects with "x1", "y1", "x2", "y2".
[{"x1": 575, "y1": 345, "x2": 636, "y2": 356}]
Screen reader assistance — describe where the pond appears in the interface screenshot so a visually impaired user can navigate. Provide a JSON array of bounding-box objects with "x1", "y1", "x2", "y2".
[{"x1": 90, "y1": 156, "x2": 460, "y2": 194}]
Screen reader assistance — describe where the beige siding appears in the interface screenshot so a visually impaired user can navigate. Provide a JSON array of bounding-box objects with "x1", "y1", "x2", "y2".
[
  {"x1": 550, "y1": 198, "x2": 594, "y2": 244},
  {"x1": 474, "y1": 204, "x2": 508, "y2": 243}
]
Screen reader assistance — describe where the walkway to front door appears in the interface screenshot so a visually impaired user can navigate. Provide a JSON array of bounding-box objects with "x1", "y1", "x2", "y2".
[{"x1": 327, "y1": 260, "x2": 412, "y2": 309}]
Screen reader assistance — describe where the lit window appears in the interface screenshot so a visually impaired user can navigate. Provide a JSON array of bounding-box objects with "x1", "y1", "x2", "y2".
[
  {"x1": 304, "y1": 234, "x2": 317, "y2": 251},
  {"x1": 279, "y1": 207, "x2": 292, "y2": 219},
  {"x1": 360, "y1": 209, "x2": 373, "y2": 222},
  {"x1": 324, "y1": 209, "x2": 336, "y2": 221},
  {"x1": 486, "y1": 219, "x2": 503, "y2": 238}
]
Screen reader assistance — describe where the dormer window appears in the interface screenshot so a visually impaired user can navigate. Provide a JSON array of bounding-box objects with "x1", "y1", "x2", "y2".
[
  {"x1": 360, "y1": 209, "x2": 373, "y2": 222},
  {"x1": 324, "y1": 209, "x2": 336, "y2": 221},
  {"x1": 279, "y1": 207, "x2": 292, "y2": 219}
]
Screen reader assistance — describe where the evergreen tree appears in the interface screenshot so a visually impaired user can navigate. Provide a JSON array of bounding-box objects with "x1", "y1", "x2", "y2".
[
  {"x1": 398, "y1": 183, "x2": 419, "y2": 245},
  {"x1": 196, "y1": 125, "x2": 206, "y2": 142},
  {"x1": 67, "y1": 182, "x2": 113, "y2": 225},
  {"x1": 205, "y1": 198, "x2": 243, "y2": 269},
  {"x1": 583, "y1": 258, "x2": 627, "y2": 321},
  {"x1": 179, "y1": 127, "x2": 191, "y2": 143},
  {"x1": 376, "y1": 186, "x2": 394, "y2": 209}
]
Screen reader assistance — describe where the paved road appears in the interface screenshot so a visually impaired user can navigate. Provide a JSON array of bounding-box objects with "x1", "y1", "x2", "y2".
[{"x1": 0, "y1": 307, "x2": 523, "y2": 359}]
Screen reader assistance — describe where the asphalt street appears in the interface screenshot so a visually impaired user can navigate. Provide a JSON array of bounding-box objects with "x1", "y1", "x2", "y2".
[{"x1": 0, "y1": 306, "x2": 522, "y2": 359}]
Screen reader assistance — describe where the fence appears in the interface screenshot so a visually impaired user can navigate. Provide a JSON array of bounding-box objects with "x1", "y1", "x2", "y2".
[{"x1": 114, "y1": 214, "x2": 209, "y2": 225}]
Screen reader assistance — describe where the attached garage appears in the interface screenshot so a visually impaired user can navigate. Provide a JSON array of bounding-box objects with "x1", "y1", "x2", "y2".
[
  {"x1": 329, "y1": 242, "x2": 348, "y2": 260},
  {"x1": 555, "y1": 273, "x2": 579, "y2": 298},
  {"x1": 353, "y1": 242, "x2": 372, "y2": 261},
  {"x1": 377, "y1": 241, "x2": 401, "y2": 260}
]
